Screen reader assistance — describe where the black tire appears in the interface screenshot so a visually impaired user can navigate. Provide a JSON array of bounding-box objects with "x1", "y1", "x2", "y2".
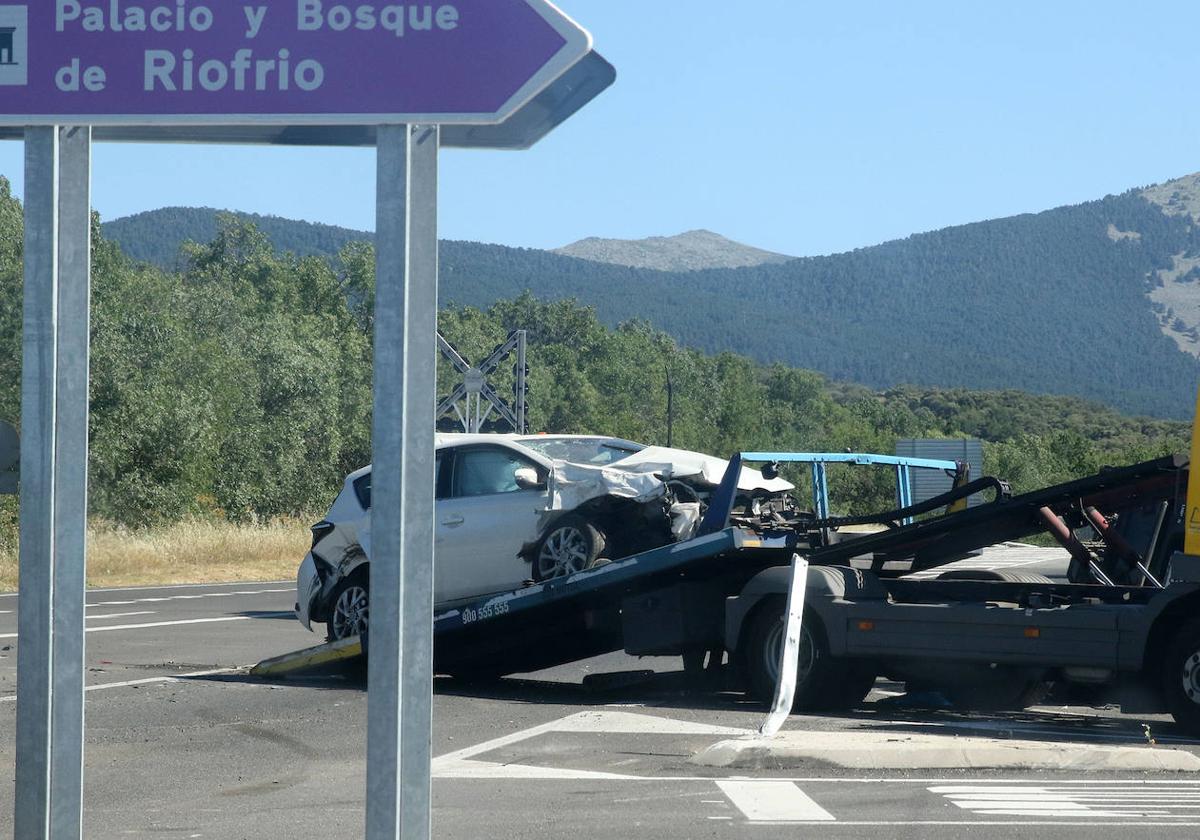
[
  {"x1": 740, "y1": 598, "x2": 870, "y2": 711},
  {"x1": 533, "y1": 514, "x2": 607, "y2": 581},
  {"x1": 326, "y1": 568, "x2": 369, "y2": 643},
  {"x1": 1162, "y1": 616, "x2": 1200, "y2": 736}
]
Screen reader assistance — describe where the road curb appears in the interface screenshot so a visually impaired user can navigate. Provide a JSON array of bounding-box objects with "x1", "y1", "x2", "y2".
[{"x1": 691, "y1": 729, "x2": 1200, "y2": 772}]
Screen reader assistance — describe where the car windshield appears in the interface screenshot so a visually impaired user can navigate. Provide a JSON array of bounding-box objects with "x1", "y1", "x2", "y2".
[{"x1": 519, "y1": 436, "x2": 645, "y2": 466}]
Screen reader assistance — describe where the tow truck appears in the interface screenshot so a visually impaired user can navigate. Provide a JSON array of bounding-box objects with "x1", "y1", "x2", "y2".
[{"x1": 256, "y1": 448, "x2": 1200, "y2": 737}]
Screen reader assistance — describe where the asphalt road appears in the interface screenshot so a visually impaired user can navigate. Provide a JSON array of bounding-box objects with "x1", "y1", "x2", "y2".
[{"x1": 0, "y1": 579, "x2": 1198, "y2": 839}]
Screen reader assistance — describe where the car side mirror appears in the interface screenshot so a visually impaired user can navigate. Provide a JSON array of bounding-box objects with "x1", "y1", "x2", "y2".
[{"x1": 514, "y1": 467, "x2": 544, "y2": 490}]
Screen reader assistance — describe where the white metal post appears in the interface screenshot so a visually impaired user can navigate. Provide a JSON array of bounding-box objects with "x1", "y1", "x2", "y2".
[
  {"x1": 50, "y1": 125, "x2": 91, "y2": 840},
  {"x1": 365, "y1": 124, "x2": 438, "y2": 840},
  {"x1": 759, "y1": 554, "x2": 810, "y2": 737},
  {"x1": 15, "y1": 126, "x2": 60, "y2": 840}
]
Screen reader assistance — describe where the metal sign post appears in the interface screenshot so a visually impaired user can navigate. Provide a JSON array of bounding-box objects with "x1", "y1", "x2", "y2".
[
  {"x1": 366, "y1": 124, "x2": 439, "y2": 838},
  {"x1": 50, "y1": 125, "x2": 91, "y2": 840},
  {"x1": 2, "y1": 4, "x2": 611, "y2": 839},
  {"x1": 14, "y1": 125, "x2": 59, "y2": 840},
  {"x1": 14, "y1": 123, "x2": 91, "y2": 840}
]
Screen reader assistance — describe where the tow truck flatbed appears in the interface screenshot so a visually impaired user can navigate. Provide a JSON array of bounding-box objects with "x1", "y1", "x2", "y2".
[{"x1": 432, "y1": 525, "x2": 791, "y2": 676}]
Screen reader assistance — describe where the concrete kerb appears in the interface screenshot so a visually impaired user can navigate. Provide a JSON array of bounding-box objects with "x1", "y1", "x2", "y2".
[{"x1": 692, "y1": 729, "x2": 1200, "y2": 772}]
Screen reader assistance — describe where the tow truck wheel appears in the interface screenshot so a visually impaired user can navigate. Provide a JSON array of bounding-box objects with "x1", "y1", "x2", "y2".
[
  {"x1": 327, "y1": 570, "x2": 369, "y2": 643},
  {"x1": 742, "y1": 598, "x2": 868, "y2": 711},
  {"x1": 1163, "y1": 616, "x2": 1200, "y2": 735},
  {"x1": 533, "y1": 515, "x2": 606, "y2": 581}
]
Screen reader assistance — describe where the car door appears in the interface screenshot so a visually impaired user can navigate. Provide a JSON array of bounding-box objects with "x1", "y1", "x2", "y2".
[{"x1": 435, "y1": 444, "x2": 548, "y2": 604}]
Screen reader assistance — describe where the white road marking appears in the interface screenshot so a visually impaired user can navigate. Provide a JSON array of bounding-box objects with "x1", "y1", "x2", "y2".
[
  {"x1": 716, "y1": 780, "x2": 835, "y2": 822},
  {"x1": 0, "y1": 668, "x2": 238, "y2": 703},
  {"x1": 0, "y1": 614, "x2": 288, "y2": 639},
  {"x1": 432, "y1": 710, "x2": 751, "y2": 781},
  {"x1": 86, "y1": 588, "x2": 291, "y2": 607},
  {"x1": 0, "y1": 581, "x2": 292, "y2": 598},
  {"x1": 84, "y1": 611, "x2": 156, "y2": 621},
  {"x1": 932, "y1": 784, "x2": 1200, "y2": 819}
]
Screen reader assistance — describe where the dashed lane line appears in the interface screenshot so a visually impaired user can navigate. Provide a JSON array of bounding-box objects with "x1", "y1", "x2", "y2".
[
  {"x1": 0, "y1": 612, "x2": 294, "y2": 639},
  {"x1": 0, "y1": 581, "x2": 292, "y2": 598},
  {"x1": 85, "y1": 587, "x2": 292, "y2": 607}
]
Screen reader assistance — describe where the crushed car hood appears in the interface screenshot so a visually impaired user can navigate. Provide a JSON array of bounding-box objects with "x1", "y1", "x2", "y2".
[{"x1": 546, "y1": 446, "x2": 793, "y2": 510}]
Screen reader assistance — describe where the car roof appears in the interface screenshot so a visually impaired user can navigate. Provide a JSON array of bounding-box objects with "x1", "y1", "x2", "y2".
[{"x1": 344, "y1": 433, "x2": 640, "y2": 481}]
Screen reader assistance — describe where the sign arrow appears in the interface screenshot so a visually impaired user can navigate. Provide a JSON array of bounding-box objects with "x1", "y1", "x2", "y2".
[{"x1": 0, "y1": 1, "x2": 591, "y2": 127}]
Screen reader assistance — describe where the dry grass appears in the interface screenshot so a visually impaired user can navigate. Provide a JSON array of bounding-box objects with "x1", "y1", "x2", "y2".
[{"x1": 0, "y1": 517, "x2": 312, "y2": 591}]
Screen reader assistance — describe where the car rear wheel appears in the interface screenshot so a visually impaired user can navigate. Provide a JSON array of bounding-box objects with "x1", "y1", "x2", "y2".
[
  {"x1": 327, "y1": 570, "x2": 369, "y2": 643},
  {"x1": 534, "y1": 514, "x2": 606, "y2": 581}
]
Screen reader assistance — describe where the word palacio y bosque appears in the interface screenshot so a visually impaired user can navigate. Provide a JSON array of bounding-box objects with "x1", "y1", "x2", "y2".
[{"x1": 54, "y1": 1, "x2": 461, "y2": 93}]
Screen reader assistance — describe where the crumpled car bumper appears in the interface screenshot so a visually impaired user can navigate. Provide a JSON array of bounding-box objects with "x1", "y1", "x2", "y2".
[{"x1": 295, "y1": 552, "x2": 322, "y2": 632}]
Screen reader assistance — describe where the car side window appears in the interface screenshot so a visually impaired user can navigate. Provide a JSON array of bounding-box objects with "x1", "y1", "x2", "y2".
[
  {"x1": 451, "y1": 447, "x2": 536, "y2": 498},
  {"x1": 435, "y1": 452, "x2": 447, "y2": 500},
  {"x1": 357, "y1": 454, "x2": 445, "y2": 508}
]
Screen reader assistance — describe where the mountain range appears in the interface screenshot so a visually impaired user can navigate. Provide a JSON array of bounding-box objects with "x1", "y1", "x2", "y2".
[{"x1": 100, "y1": 174, "x2": 1200, "y2": 420}]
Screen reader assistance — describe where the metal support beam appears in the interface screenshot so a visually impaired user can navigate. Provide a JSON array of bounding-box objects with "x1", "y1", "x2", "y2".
[
  {"x1": 14, "y1": 124, "x2": 91, "y2": 840},
  {"x1": 15, "y1": 126, "x2": 60, "y2": 840},
  {"x1": 50, "y1": 125, "x2": 91, "y2": 840},
  {"x1": 365, "y1": 124, "x2": 438, "y2": 840}
]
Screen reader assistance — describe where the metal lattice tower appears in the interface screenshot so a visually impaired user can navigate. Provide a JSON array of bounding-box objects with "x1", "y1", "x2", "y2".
[{"x1": 437, "y1": 330, "x2": 528, "y2": 433}]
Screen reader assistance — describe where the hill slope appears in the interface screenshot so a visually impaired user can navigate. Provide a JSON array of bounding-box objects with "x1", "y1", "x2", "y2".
[
  {"x1": 102, "y1": 207, "x2": 370, "y2": 269},
  {"x1": 553, "y1": 229, "x2": 793, "y2": 271},
  {"x1": 101, "y1": 181, "x2": 1200, "y2": 419}
]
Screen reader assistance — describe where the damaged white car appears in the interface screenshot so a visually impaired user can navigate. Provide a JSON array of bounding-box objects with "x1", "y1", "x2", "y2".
[{"x1": 295, "y1": 433, "x2": 793, "y2": 641}]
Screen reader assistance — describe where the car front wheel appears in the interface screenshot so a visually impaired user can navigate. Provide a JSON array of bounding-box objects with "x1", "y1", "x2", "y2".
[
  {"x1": 534, "y1": 514, "x2": 606, "y2": 581},
  {"x1": 327, "y1": 570, "x2": 369, "y2": 643}
]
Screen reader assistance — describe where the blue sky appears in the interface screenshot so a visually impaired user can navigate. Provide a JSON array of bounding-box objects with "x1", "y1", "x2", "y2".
[{"x1": 2, "y1": 0, "x2": 1199, "y2": 257}]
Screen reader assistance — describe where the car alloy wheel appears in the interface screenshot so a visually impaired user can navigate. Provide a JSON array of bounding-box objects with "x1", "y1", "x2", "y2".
[
  {"x1": 535, "y1": 514, "x2": 605, "y2": 581},
  {"x1": 330, "y1": 582, "x2": 369, "y2": 641},
  {"x1": 538, "y1": 526, "x2": 591, "y2": 578}
]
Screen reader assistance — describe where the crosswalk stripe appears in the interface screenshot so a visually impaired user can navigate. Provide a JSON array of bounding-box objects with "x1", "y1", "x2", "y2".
[
  {"x1": 931, "y1": 783, "x2": 1200, "y2": 819},
  {"x1": 716, "y1": 780, "x2": 835, "y2": 822}
]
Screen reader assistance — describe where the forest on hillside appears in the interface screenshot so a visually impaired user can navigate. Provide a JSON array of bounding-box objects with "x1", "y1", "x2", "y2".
[
  {"x1": 0, "y1": 181, "x2": 1189, "y2": 552},
  {"x1": 102, "y1": 187, "x2": 1200, "y2": 420}
]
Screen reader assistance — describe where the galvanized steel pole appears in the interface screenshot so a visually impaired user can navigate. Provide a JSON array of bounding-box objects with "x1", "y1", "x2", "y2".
[
  {"x1": 50, "y1": 125, "x2": 91, "y2": 840},
  {"x1": 365, "y1": 124, "x2": 438, "y2": 840},
  {"x1": 15, "y1": 126, "x2": 59, "y2": 840}
]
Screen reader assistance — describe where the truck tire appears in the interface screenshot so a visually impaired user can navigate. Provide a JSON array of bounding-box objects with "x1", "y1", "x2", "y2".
[
  {"x1": 1163, "y1": 616, "x2": 1200, "y2": 736},
  {"x1": 741, "y1": 598, "x2": 873, "y2": 711}
]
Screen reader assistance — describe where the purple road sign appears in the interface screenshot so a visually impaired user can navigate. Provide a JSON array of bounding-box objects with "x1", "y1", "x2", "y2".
[{"x1": 0, "y1": 0, "x2": 590, "y2": 125}]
